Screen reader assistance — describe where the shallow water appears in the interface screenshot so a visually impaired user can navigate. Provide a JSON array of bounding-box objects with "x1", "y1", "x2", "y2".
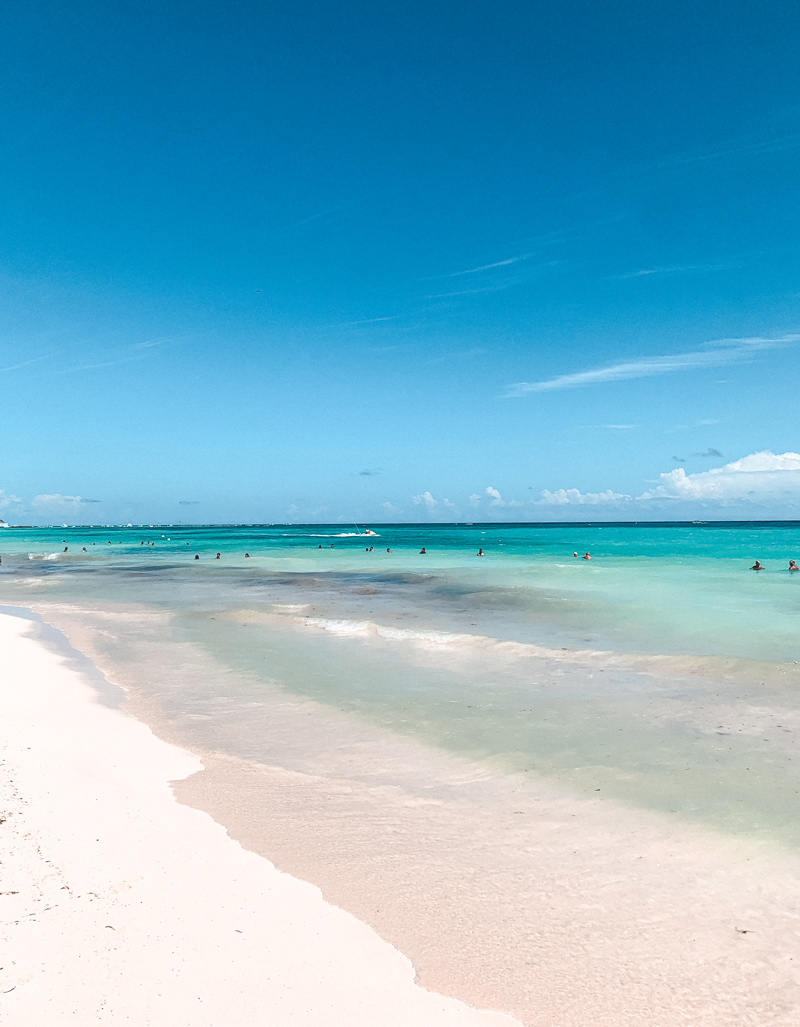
[
  {"x1": 2, "y1": 521, "x2": 800, "y2": 844},
  {"x1": 4, "y1": 520, "x2": 800, "y2": 659}
]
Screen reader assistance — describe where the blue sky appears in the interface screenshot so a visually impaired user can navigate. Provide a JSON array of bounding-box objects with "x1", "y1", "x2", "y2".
[{"x1": 2, "y1": 0, "x2": 800, "y2": 524}]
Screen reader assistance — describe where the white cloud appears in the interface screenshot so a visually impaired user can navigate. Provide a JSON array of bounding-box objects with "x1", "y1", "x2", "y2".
[
  {"x1": 382, "y1": 501, "x2": 398, "y2": 514},
  {"x1": 506, "y1": 334, "x2": 797, "y2": 396},
  {"x1": 412, "y1": 491, "x2": 438, "y2": 511},
  {"x1": 467, "y1": 486, "x2": 523, "y2": 509},
  {"x1": 536, "y1": 488, "x2": 630, "y2": 506},
  {"x1": 638, "y1": 451, "x2": 800, "y2": 503},
  {"x1": 0, "y1": 490, "x2": 22, "y2": 510},
  {"x1": 31, "y1": 494, "x2": 95, "y2": 508}
]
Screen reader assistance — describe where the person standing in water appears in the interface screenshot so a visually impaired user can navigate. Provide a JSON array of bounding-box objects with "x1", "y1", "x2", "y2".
[
  {"x1": 751, "y1": 560, "x2": 764, "y2": 570},
  {"x1": 583, "y1": 552, "x2": 592, "y2": 560},
  {"x1": 789, "y1": 560, "x2": 798, "y2": 571}
]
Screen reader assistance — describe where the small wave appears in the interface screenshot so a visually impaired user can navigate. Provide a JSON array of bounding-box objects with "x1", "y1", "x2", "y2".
[
  {"x1": 294, "y1": 613, "x2": 781, "y2": 684},
  {"x1": 29, "y1": 553, "x2": 61, "y2": 561},
  {"x1": 303, "y1": 616, "x2": 373, "y2": 634}
]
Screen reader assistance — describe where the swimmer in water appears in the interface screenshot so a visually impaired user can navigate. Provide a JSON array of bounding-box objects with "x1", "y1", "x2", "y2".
[
  {"x1": 751, "y1": 560, "x2": 764, "y2": 570},
  {"x1": 419, "y1": 547, "x2": 427, "y2": 554},
  {"x1": 82, "y1": 547, "x2": 87, "y2": 552},
  {"x1": 790, "y1": 560, "x2": 798, "y2": 571},
  {"x1": 64, "y1": 547, "x2": 68, "y2": 552},
  {"x1": 386, "y1": 547, "x2": 391, "y2": 553},
  {"x1": 245, "y1": 553, "x2": 250, "y2": 558},
  {"x1": 583, "y1": 552, "x2": 592, "y2": 560},
  {"x1": 194, "y1": 554, "x2": 199, "y2": 560},
  {"x1": 477, "y1": 548, "x2": 484, "y2": 556},
  {"x1": 573, "y1": 552, "x2": 578, "y2": 557},
  {"x1": 318, "y1": 544, "x2": 322, "y2": 549},
  {"x1": 216, "y1": 552, "x2": 221, "y2": 559}
]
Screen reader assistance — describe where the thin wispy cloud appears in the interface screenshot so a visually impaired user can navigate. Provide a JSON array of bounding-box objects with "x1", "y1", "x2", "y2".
[
  {"x1": 66, "y1": 355, "x2": 150, "y2": 372},
  {"x1": 427, "y1": 262, "x2": 556, "y2": 299},
  {"x1": 132, "y1": 336, "x2": 173, "y2": 350},
  {"x1": 56, "y1": 338, "x2": 176, "y2": 375},
  {"x1": 427, "y1": 281, "x2": 521, "y2": 299},
  {"x1": 611, "y1": 264, "x2": 729, "y2": 280},
  {"x1": 0, "y1": 355, "x2": 50, "y2": 373},
  {"x1": 430, "y1": 253, "x2": 531, "y2": 279},
  {"x1": 658, "y1": 133, "x2": 800, "y2": 168},
  {"x1": 581, "y1": 423, "x2": 637, "y2": 429},
  {"x1": 282, "y1": 204, "x2": 349, "y2": 230},
  {"x1": 329, "y1": 315, "x2": 401, "y2": 328},
  {"x1": 506, "y1": 334, "x2": 798, "y2": 396}
]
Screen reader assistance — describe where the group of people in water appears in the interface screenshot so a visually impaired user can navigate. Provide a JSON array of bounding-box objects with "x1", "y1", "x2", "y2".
[{"x1": 51, "y1": 541, "x2": 799, "y2": 572}]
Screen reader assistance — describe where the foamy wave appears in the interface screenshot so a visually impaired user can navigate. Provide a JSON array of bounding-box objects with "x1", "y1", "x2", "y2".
[
  {"x1": 300, "y1": 616, "x2": 488, "y2": 647},
  {"x1": 303, "y1": 617, "x2": 373, "y2": 634},
  {"x1": 375, "y1": 625, "x2": 474, "y2": 645},
  {"x1": 28, "y1": 553, "x2": 61, "y2": 561},
  {"x1": 298, "y1": 614, "x2": 789, "y2": 687}
]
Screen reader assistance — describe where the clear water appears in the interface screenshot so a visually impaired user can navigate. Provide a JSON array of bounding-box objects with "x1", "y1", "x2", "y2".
[
  {"x1": 2, "y1": 521, "x2": 800, "y2": 843},
  {"x1": 3, "y1": 520, "x2": 800, "y2": 658}
]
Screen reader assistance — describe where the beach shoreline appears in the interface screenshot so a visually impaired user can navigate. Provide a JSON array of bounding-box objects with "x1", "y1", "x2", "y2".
[
  {"x1": 4, "y1": 600, "x2": 800, "y2": 1025},
  {"x1": 0, "y1": 609, "x2": 519, "y2": 1027}
]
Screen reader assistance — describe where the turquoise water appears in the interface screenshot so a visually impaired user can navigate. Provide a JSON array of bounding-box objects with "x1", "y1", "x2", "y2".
[
  {"x1": 3, "y1": 521, "x2": 800, "y2": 843},
  {"x1": 3, "y1": 520, "x2": 800, "y2": 660}
]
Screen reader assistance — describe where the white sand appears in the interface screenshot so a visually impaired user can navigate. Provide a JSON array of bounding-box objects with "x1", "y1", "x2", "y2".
[{"x1": 0, "y1": 612, "x2": 520, "y2": 1027}]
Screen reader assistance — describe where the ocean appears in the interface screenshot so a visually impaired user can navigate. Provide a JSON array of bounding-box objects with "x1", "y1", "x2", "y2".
[
  {"x1": 4, "y1": 520, "x2": 800, "y2": 1020},
  {"x1": 2, "y1": 520, "x2": 800, "y2": 841}
]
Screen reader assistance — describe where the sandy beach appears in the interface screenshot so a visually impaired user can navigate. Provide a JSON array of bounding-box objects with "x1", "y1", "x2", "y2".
[
  {"x1": 0, "y1": 610, "x2": 518, "y2": 1027},
  {"x1": 4, "y1": 590, "x2": 800, "y2": 1026}
]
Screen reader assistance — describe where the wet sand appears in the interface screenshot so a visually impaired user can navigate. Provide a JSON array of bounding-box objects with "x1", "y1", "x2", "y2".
[
  {"x1": 0, "y1": 611, "x2": 518, "y2": 1027},
  {"x1": 11, "y1": 599, "x2": 800, "y2": 1026}
]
